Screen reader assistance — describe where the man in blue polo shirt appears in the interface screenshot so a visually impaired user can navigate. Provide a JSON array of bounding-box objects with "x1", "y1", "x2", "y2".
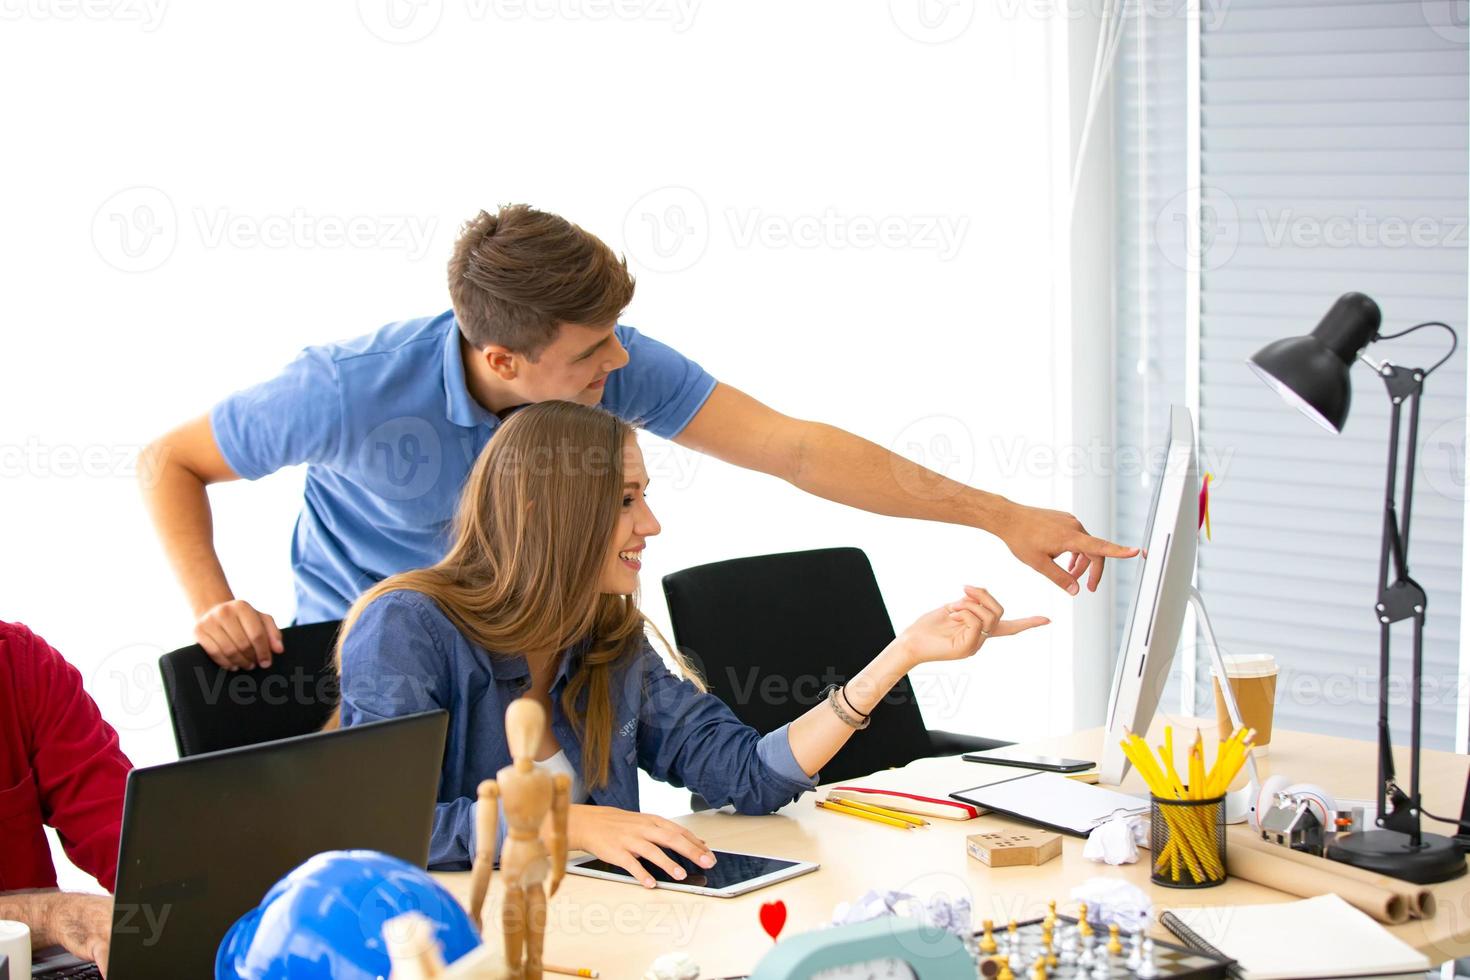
[{"x1": 141, "y1": 204, "x2": 1135, "y2": 669}]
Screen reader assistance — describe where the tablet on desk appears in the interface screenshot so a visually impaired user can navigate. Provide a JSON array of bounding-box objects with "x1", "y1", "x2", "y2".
[{"x1": 566, "y1": 849, "x2": 818, "y2": 897}]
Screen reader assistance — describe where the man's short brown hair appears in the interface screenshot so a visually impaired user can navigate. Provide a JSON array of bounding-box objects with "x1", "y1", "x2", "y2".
[{"x1": 448, "y1": 204, "x2": 636, "y2": 358}]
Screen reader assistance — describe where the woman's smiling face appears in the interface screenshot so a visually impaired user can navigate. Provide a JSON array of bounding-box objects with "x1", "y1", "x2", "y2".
[{"x1": 599, "y1": 433, "x2": 661, "y2": 595}]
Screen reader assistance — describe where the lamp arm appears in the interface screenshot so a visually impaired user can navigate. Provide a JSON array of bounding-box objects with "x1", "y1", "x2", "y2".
[{"x1": 1372, "y1": 368, "x2": 1432, "y2": 845}]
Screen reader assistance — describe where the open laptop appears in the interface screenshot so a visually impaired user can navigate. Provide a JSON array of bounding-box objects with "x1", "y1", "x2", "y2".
[{"x1": 31, "y1": 710, "x2": 448, "y2": 980}]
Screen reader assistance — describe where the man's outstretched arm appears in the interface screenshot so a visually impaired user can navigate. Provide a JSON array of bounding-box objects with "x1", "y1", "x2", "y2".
[
  {"x1": 674, "y1": 383, "x2": 1137, "y2": 594},
  {"x1": 138, "y1": 414, "x2": 283, "y2": 669}
]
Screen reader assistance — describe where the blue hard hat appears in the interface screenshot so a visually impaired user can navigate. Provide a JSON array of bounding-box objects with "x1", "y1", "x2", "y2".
[{"x1": 216, "y1": 850, "x2": 481, "y2": 980}]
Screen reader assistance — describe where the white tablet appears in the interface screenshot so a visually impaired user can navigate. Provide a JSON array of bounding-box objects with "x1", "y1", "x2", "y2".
[{"x1": 566, "y1": 848, "x2": 819, "y2": 898}]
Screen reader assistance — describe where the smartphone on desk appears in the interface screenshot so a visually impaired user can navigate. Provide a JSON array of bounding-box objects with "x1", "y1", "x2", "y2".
[{"x1": 962, "y1": 747, "x2": 1094, "y2": 773}]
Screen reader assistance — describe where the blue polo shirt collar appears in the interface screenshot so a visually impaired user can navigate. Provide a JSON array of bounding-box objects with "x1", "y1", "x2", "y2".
[{"x1": 441, "y1": 319, "x2": 497, "y2": 429}]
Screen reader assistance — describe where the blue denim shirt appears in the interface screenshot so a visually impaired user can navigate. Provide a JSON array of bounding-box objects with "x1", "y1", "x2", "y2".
[{"x1": 338, "y1": 589, "x2": 818, "y2": 869}]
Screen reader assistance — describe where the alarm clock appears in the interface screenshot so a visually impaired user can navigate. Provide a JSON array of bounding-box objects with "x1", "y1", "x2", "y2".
[{"x1": 748, "y1": 918, "x2": 973, "y2": 980}]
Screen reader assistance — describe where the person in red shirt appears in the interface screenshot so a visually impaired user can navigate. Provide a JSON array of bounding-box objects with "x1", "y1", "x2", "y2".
[{"x1": 0, "y1": 621, "x2": 132, "y2": 973}]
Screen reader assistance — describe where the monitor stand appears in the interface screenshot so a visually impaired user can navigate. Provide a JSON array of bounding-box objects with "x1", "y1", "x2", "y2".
[{"x1": 1187, "y1": 586, "x2": 1262, "y2": 824}]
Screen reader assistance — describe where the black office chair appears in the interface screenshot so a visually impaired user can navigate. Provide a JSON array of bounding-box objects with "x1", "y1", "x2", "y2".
[
  {"x1": 158, "y1": 619, "x2": 344, "y2": 757},
  {"x1": 662, "y1": 548, "x2": 1012, "y2": 805}
]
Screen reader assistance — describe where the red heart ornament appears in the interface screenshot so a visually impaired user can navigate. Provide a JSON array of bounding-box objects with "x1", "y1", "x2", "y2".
[{"x1": 758, "y1": 899, "x2": 787, "y2": 941}]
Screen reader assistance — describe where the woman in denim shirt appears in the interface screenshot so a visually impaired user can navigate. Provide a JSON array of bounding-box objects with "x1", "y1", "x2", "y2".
[{"x1": 336, "y1": 401, "x2": 1046, "y2": 885}]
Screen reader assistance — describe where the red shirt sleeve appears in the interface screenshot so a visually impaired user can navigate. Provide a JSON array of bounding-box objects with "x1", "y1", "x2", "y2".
[{"x1": 3, "y1": 623, "x2": 132, "y2": 892}]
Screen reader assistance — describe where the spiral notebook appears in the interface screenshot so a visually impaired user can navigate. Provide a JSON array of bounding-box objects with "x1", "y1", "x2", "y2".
[{"x1": 1160, "y1": 894, "x2": 1430, "y2": 980}]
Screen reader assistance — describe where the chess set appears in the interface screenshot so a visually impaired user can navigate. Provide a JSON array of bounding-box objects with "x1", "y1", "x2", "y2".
[{"x1": 972, "y1": 903, "x2": 1235, "y2": 980}]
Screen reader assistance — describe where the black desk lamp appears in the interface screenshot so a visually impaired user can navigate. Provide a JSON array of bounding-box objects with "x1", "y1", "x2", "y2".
[{"x1": 1248, "y1": 291, "x2": 1467, "y2": 884}]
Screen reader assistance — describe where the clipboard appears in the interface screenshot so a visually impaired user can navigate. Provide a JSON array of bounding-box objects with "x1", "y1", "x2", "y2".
[{"x1": 949, "y1": 770, "x2": 1148, "y2": 837}]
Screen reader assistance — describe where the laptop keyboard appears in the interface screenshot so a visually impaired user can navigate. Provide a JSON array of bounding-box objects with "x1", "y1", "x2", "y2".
[{"x1": 33, "y1": 965, "x2": 103, "y2": 979}]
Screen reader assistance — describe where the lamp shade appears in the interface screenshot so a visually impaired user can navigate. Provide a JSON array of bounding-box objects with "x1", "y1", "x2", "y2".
[{"x1": 1247, "y1": 292, "x2": 1381, "y2": 433}]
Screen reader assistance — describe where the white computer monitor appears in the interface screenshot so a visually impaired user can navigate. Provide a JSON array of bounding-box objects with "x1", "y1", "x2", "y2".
[{"x1": 1099, "y1": 405, "x2": 1199, "y2": 786}]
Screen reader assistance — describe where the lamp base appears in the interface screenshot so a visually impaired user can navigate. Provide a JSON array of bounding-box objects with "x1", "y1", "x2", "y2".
[{"x1": 1326, "y1": 830, "x2": 1468, "y2": 884}]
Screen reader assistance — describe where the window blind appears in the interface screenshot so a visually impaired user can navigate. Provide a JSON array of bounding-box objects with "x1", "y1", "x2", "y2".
[
  {"x1": 1116, "y1": 0, "x2": 1469, "y2": 749},
  {"x1": 1113, "y1": 2, "x2": 1190, "y2": 709}
]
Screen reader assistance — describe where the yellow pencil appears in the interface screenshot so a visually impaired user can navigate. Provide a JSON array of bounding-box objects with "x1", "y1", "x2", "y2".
[
  {"x1": 1125, "y1": 733, "x2": 1170, "y2": 793},
  {"x1": 815, "y1": 799, "x2": 913, "y2": 829},
  {"x1": 1205, "y1": 736, "x2": 1240, "y2": 798},
  {"x1": 1188, "y1": 732, "x2": 1206, "y2": 798},
  {"x1": 825, "y1": 795, "x2": 929, "y2": 826},
  {"x1": 1159, "y1": 739, "x2": 1187, "y2": 799},
  {"x1": 1208, "y1": 729, "x2": 1255, "y2": 797},
  {"x1": 546, "y1": 967, "x2": 599, "y2": 978},
  {"x1": 1118, "y1": 737, "x2": 1165, "y2": 795}
]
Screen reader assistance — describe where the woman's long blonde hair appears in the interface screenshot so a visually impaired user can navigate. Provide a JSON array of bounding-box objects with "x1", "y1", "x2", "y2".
[{"x1": 333, "y1": 400, "x2": 700, "y2": 789}]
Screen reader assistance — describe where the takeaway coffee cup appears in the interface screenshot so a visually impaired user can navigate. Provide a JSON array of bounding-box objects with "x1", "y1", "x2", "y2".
[
  {"x1": 1211, "y1": 653, "x2": 1278, "y2": 755},
  {"x1": 0, "y1": 919, "x2": 31, "y2": 978}
]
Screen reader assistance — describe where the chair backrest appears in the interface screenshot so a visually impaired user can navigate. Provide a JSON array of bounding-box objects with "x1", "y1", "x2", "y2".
[
  {"x1": 661, "y1": 548, "x2": 935, "y2": 786},
  {"x1": 158, "y1": 620, "x2": 343, "y2": 757}
]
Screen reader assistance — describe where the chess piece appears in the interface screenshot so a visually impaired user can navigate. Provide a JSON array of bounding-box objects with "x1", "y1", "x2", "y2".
[
  {"x1": 1077, "y1": 903, "x2": 1093, "y2": 939},
  {"x1": 1125, "y1": 929, "x2": 1143, "y2": 971},
  {"x1": 385, "y1": 912, "x2": 516, "y2": 980},
  {"x1": 1029, "y1": 955, "x2": 1047, "y2": 979},
  {"x1": 996, "y1": 961, "x2": 1014, "y2": 980},
  {"x1": 979, "y1": 919, "x2": 997, "y2": 954},
  {"x1": 1058, "y1": 926, "x2": 1078, "y2": 965},
  {"x1": 1107, "y1": 923, "x2": 1122, "y2": 956},
  {"x1": 385, "y1": 913, "x2": 446, "y2": 980},
  {"x1": 465, "y1": 698, "x2": 573, "y2": 980},
  {"x1": 1043, "y1": 899, "x2": 1057, "y2": 932},
  {"x1": 1135, "y1": 938, "x2": 1160, "y2": 980}
]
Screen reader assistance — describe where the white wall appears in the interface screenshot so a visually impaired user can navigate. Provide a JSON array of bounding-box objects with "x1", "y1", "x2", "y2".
[{"x1": 0, "y1": 1, "x2": 1093, "y2": 889}]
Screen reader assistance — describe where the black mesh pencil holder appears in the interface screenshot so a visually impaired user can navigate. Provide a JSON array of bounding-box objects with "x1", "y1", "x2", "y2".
[{"x1": 1150, "y1": 795, "x2": 1227, "y2": 888}]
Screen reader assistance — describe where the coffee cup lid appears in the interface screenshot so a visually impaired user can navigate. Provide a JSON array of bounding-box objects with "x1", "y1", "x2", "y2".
[{"x1": 1210, "y1": 653, "x2": 1278, "y2": 678}]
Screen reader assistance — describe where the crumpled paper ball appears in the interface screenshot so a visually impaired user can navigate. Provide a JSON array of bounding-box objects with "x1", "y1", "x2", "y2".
[
  {"x1": 830, "y1": 888, "x2": 972, "y2": 939},
  {"x1": 643, "y1": 950, "x2": 699, "y2": 980},
  {"x1": 1068, "y1": 878, "x2": 1152, "y2": 932},
  {"x1": 1083, "y1": 810, "x2": 1148, "y2": 865}
]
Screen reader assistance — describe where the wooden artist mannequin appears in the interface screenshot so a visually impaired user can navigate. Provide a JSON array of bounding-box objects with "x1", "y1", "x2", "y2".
[
  {"x1": 388, "y1": 697, "x2": 571, "y2": 980},
  {"x1": 470, "y1": 697, "x2": 572, "y2": 979}
]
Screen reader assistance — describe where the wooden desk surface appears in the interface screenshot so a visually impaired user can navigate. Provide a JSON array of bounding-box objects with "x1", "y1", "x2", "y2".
[{"x1": 435, "y1": 718, "x2": 1470, "y2": 976}]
